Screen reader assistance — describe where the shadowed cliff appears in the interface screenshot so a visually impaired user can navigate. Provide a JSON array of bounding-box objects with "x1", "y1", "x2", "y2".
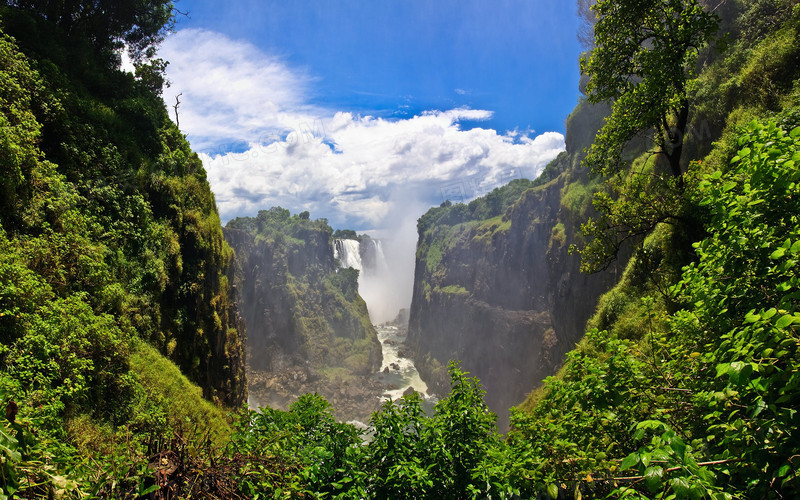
[
  {"x1": 224, "y1": 208, "x2": 383, "y2": 421},
  {"x1": 407, "y1": 98, "x2": 625, "y2": 431}
]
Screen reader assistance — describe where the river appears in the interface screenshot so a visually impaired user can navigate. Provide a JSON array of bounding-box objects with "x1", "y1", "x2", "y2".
[{"x1": 373, "y1": 323, "x2": 438, "y2": 413}]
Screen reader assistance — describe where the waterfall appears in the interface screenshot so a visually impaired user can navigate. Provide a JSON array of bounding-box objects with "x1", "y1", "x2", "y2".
[
  {"x1": 360, "y1": 239, "x2": 389, "y2": 277},
  {"x1": 333, "y1": 237, "x2": 397, "y2": 323},
  {"x1": 333, "y1": 238, "x2": 389, "y2": 277},
  {"x1": 333, "y1": 237, "x2": 434, "y2": 411},
  {"x1": 333, "y1": 239, "x2": 363, "y2": 270}
]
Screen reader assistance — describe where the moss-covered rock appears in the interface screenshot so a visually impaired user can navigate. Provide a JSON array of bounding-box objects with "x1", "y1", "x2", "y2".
[{"x1": 225, "y1": 209, "x2": 382, "y2": 420}]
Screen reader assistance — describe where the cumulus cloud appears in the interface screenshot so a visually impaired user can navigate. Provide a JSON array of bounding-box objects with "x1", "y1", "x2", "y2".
[
  {"x1": 160, "y1": 29, "x2": 322, "y2": 153},
  {"x1": 198, "y1": 112, "x2": 564, "y2": 228},
  {"x1": 161, "y1": 29, "x2": 565, "y2": 229},
  {"x1": 160, "y1": 28, "x2": 566, "y2": 320}
]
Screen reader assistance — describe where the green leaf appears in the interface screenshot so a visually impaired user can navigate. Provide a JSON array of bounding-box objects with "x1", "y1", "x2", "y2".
[
  {"x1": 670, "y1": 476, "x2": 691, "y2": 496},
  {"x1": 744, "y1": 311, "x2": 761, "y2": 323},
  {"x1": 771, "y1": 247, "x2": 787, "y2": 260},
  {"x1": 728, "y1": 361, "x2": 752, "y2": 385},
  {"x1": 644, "y1": 466, "x2": 664, "y2": 492},
  {"x1": 547, "y1": 483, "x2": 559, "y2": 499},
  {"x1": 776, "y1": 314, "x2": 794, "y2": 329},
  {"x1": 140, "y1": 484, "x2": 160, "y2": 495},
  {"x1": 621, "y1": 452, "x2": 640, "y2": 470},
  {"x1": 670, "y1": 438, "x2": 687, "y2": 460},
  {"x1": 790, "y1": 126, "x2": 800, "y2": 138},
  {"x1": 792, "y1": 240, "x2": 800, "y2": 255}
]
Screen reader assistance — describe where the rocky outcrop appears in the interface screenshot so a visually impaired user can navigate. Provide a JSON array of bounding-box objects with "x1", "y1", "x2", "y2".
[
  {"x1": 224, "y1": 210, "x2": 382, "y2": 418},
  {"x1": 408, "y1": 100, "x2": 624, "y2": 431}
]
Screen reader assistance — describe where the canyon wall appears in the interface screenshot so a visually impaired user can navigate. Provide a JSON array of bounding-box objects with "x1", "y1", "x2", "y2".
[
  {"x1": 224, "y1": 209, "x2": 383, "y2": 420},
  {"x1": 407, "y1": 100, "x2": 624, "y2": 430}
]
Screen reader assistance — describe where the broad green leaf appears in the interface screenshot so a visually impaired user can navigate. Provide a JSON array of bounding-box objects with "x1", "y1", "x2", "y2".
[
  {"x1": 776, "y1": 314, "x2": 794, "y2": 329},
  {"x1": 644, "y1": 466, "x2": 664, "y2": 492},
  {"x1": 670, "y1": 476, "x2": 691, "y2": 496},
  {"x1": 547, "y1": 483, "x2": 559, "y2": 499},
  {"x1": 744, "y1": 311, "x2": 761, "y2": 323},
  {"x1": 670, "y1": 438, "x2": 686, "y2": 460},
  {"x1": 621, "y1": 452, "x2": 640, "y2": 470}
]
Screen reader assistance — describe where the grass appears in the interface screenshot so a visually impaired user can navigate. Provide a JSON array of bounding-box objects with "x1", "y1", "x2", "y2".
[
  {"x1": 549, "y1": 222, "x2": 566, "y2": 250},
  {"x1": 130, "y1": 341, "x2": 232, "y2": 447},
  {"x1": 471, "y1": 215, "x2": 512, "y2": 247}
]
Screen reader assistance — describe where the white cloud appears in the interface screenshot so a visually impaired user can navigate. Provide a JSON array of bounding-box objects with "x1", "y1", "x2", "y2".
[
  {"x1": 160, "y1": 29, "x2": 322, "y2": 153},
  {"x1": 161, "y1": 29, "x2": 565, "y2": 230}
]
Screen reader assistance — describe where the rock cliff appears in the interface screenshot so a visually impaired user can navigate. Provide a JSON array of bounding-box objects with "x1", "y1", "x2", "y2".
[
  {"x1": 407, "y1": 100, "x2": 625, "y2": 430},
  {"x1": 224, "y1": 209, "x2": 383, "y2": 420}
]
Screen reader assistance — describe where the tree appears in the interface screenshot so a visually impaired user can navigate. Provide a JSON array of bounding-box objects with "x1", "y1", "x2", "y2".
[
  {"x1": 578, "y1": 0, "x2": 720, "y2": 272},
  {"x1": 427, "y1": 362, "x2": 499, "y2": 498},
  {"x1": 583, "y1": 0, "x2": 719, "y2": 179},
  {"x1": 1, "y1": 0, "x2": 175, "y2": 61}
]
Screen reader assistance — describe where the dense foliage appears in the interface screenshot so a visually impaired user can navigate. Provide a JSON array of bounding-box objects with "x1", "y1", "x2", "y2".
[
  {"x1": 417, "y1": 178, "x2": 536, "y2": 234},
  {"x1": 225, "y1": 362, "x2": 503, "y2": 499},
  {"x1": 578, "y1": 0, "x2": 720, "y2": 272},
  {"x1": 1, "y1": 0, "x2": 799, "y2": 497},
  {"x1": 508, "y1": 117, "x2": 800, "y2": 499},
  {"x1": 0, "y1": 6, "x2": 243, "y2": 497},
  {"x1": 0, "y1": 0, "x2": 174, "y2": 61}
]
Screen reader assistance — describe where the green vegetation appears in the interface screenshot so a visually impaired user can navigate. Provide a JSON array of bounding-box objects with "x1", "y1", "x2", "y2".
[
  {"x1": 578, "y1": 0, "x2": 721, "y2": 272},
  {"x1": 332, "y1": 228, "x2": 358, "y2": 240},
  {"x1": 1, "y1": 0, "x2": 799, "y2": 497},
  {"x1": 0, "y1": 5, "x2": 243, "y2": 496},
  {"x1": 437, "y1": 285, "x2": 470, "y2": 296},
  {"x1": 0, "y1": 0, "x2": 174, "y2": 62},
  {"x1": 512, "y1": 2, "x2": 800, "y2": 498},
  {"x1": 511, "y1": 117, "x2": 800, "y2": 499},
  {"x1": 225, "y1": 363, "x2": 502, "y2": 499},
  {"x1": 418, "y1": 178, "x2": 536, "y2": 234}
]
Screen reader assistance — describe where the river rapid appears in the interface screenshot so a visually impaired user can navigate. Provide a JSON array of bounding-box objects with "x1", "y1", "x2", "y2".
[{"x1": 374, "y1": 324, "x2": 437, "y2": 409}]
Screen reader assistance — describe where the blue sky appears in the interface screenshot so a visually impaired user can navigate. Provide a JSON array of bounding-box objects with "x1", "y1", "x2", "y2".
[
  {"x1": 159, "y1": 0, "x2": 583, "y2": 231},
  {"x1": 171, "y1": 0, "x2": 581, "y2": 135}
]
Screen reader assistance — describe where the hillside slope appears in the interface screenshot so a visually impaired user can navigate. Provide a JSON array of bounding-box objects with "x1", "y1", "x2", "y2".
[{"x1": 0, "y1": 6, "x2": 245, "y2": 495}]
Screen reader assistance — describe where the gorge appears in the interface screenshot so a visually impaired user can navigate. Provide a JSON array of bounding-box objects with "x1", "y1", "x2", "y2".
[
  {"x1": 224, "y1": 212, "x2": 436, "y2": 422},
  {"x1": 2, "y1": 0, "x2": 799, "y2": 496}
]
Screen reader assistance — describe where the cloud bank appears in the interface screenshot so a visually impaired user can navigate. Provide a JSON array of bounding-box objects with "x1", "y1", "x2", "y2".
[{"x1": 160, "y1": 28, "x2": 565, "y2": 230}]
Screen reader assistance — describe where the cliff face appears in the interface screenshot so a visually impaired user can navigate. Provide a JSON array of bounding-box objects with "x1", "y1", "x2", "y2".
[
  {"x1": 408, "y1": 100, "x2": 622, "y2": 430},
  {"x1": 224, "y1": 209, "x2": 383, "y2": 420},
  {"x1": 0, "y1": 4, "x2": 246, "y2": 444}
]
